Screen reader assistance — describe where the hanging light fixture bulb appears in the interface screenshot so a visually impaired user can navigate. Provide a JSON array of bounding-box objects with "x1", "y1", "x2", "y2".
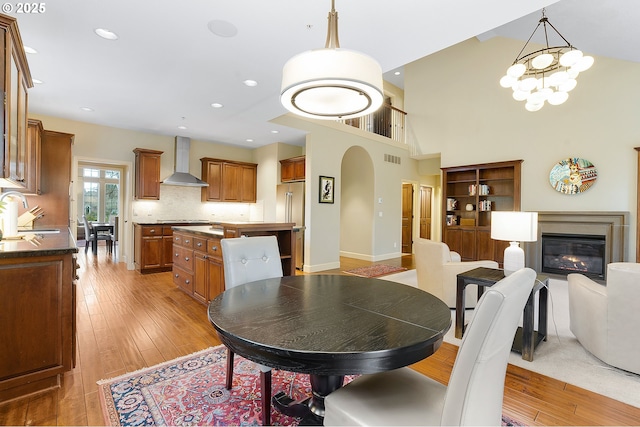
[
  {"x1": 499, "y1": 9, "x2": 594, "y2": 112},
  {"x1": 280, "y1": 0, "x2": 383, "y2": 120}
]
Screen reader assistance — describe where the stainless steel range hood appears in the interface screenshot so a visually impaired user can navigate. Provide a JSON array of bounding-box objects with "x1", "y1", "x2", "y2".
[{"x1": 162, "y1": 136, "x2": 209, "y2": 187}]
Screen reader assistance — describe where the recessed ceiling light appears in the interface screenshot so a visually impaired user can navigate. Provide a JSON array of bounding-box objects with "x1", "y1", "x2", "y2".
[
  {"x1": 246, "y1": 138, "x2": 254, "y2": 143},
  {"x1": 243, "y1": 79, "x2": 258, "y2": 87},
  {"x1": 24, "y1": 46, "x2": 37, "y2": 54},
  {"x1": 271, "y1": 130, "x2": 279, "y2": 134},
  {"x1": 94, "y1": 28, "x2": 119, "y2": 40},
  {"x1": 80, "y1": 107, "x2": 94, "y2": 112},
  {"x1": 178, "y1": 125, "x2": 187, "y2": 130},
  {"x1": 32, "y1": 78, "x2": 43, "y2": 84},
  {"x1": 394, "y1": 71, "x2": 401, "y2": 76},
  {"x1": 207, "y1": 20, "x2": 238, "y2": 38},
  {"x1": 211, "y1": 103, "x2": 223, "y2": 108}
]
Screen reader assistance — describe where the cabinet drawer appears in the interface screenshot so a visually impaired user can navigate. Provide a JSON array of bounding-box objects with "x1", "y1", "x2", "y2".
[
  {"x1": 193, "y1": 237, "x2": 207, "y2": 252},
  {"x1": 207, "y1": 237, "x2": 223, "y2": 259},
  {"x1": 173, "y1": 246, "x2": 194, "y2": 271},
  {"x1": 142, "y1": 226, "x2": 163, "y2": 236},
  {"x1": 173, "y1": 232, "x2": 194, "y2": 248},
  {"x1": 163, "y1": 226, "x2": 174, "y2": 236},
  {"x1": 173, "y1": 265, "x2": 193, "y2": 293}
]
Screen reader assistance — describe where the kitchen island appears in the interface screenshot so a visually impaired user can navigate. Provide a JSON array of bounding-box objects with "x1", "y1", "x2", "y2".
[
  {"x1": 171, "y1": 222, "x2": 295, "y2": 305},
  {"x1": 0, "y1": 228, "x2": 78, "y2": 401}
]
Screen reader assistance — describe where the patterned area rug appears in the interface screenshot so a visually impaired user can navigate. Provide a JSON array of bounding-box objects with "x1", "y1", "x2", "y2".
[
  {"x1": 97, "y1": 345, "x2": 525, "y2": 426},
  {"x1": 343, "y1": 264, "x2": 407, "y2": 278}
]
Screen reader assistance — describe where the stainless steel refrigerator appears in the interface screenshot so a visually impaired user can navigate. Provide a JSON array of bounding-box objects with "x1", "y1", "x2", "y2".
[{"x1": 276, "y1": 182, "x2": 305, "y2": 270}]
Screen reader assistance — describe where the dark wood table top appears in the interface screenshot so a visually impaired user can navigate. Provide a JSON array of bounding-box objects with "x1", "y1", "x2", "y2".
[{"x1": 208, "y1": 274, "x2": 452, "y2": 376}]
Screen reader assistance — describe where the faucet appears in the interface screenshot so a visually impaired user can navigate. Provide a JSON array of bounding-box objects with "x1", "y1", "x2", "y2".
[{"x1": 0, "y1": 191, "x2": 29, "y2": 209}]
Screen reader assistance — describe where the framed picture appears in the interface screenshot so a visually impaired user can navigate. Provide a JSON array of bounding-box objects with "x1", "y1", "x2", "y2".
[{"x1": 319, "y1": 176, "x2": 335, "y2": 204}]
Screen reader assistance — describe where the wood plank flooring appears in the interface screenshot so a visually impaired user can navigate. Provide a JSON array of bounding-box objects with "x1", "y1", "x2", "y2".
[{"x1": 1, "y1": 248, "x2": 639, "y2": 426}]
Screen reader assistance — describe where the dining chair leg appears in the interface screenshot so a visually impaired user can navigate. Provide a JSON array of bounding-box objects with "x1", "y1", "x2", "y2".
[
  {"x1": 225, "y1": 348, "x2": 234, "y2": 390},
  {"x1": 261, "y1": 370, "x2": 272, "y2": 426}
]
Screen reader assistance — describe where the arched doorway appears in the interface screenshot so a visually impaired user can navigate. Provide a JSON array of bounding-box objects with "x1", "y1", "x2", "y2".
[{"x1": 340, "y1": 146, "x2": 375, "y2": 257}]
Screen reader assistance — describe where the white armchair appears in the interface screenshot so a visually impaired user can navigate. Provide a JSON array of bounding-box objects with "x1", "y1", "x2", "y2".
[
  {"x1": 415, "y1": 238, "x2": 499, "y2": 308},
  {"x1": 568, "y1": 262, "x2": 640, "y2": 375}
]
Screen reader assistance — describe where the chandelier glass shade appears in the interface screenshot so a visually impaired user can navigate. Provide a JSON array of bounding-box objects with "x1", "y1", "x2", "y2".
[
  {"x1": 280, "y1": 0, "x2": 383, "y2": 120},
  {"x1": 500, "y1": 10, "x2": 594, "y2": 112}
]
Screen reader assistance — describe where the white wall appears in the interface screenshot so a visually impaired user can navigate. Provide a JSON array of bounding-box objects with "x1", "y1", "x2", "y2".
[{"x1": 406, "y1": 37, "x2": 639, "y2": 260}]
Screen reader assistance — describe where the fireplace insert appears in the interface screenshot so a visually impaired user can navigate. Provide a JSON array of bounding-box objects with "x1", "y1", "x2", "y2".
[{"x1": 541, "y1": 233, "x2": 606, "y2": 279}]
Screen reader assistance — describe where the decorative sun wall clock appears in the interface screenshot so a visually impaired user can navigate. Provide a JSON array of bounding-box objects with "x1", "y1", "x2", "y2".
[{"x1": 549, "y1": 157, "x2": 598, "y2": 195}]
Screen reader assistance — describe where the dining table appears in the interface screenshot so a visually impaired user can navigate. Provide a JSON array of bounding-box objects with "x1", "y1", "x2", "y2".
[
  {"x1": 207, "y1": 274, "x2": 451, "y2": 425},
  {"x1": 90, "y1": 222, "x2": 114, "y2": 255}
]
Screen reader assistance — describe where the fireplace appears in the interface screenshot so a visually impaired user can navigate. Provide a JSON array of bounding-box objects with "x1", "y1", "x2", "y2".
[
  {"x1": 525, "y1": 211, "x2": 629, "y2": 281},
  {"x1": 541, "y1": 233, "x2": 606, "y2": 279}
]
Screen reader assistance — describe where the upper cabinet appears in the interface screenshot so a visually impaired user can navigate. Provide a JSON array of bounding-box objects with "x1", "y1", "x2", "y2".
[
  {"x1": 0, "y1": 14, "x2": 33, "y2": 189},
  {"x1": 280, "y1": 155, "x2": 305, "y2": 182},
  {"x1": 200, "y1": 158, "x2": 257, "y2": 203},
  {"x1": 134, "y1": 148, "x2": 163, "y2": 200}
]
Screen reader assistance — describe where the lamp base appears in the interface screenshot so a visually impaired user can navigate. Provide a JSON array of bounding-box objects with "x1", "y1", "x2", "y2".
[{"x1": 503, "y1": 241, "x2": 525, "y2": 276}]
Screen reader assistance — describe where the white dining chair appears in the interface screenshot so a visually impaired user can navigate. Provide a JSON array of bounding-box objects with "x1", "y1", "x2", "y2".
[
  {"x1": 323, "y1": 268, "x2": 536, "y2": 426},
  {"x1": 220, "y1": 235, "x2": 283, "y2": 426}
]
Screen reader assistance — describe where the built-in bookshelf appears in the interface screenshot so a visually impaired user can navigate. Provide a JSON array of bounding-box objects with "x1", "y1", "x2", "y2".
[{"x1": 442, "y1": 160, "x2": 522, "y2": 263}]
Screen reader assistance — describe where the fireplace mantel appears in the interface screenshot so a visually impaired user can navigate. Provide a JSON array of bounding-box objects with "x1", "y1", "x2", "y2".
[{"x1": 524, "y1": 211, "x2": 629, "y2": 279}]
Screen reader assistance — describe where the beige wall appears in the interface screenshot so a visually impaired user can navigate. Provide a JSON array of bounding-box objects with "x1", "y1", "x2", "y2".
[{"x1": 406, "y1": 37, "x2": 639, "y2": 261}]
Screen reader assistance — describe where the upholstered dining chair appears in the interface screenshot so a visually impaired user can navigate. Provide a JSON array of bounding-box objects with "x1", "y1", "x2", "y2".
[
  {"x1": 323, "y1": 267, "x2": 536, "y2": 426},
  {"x1": 415, "y1": 238, "x2": 499, "y2": 308},
  {"x1": 220, "y1": 235, "x2": 284, "y2": 426},
  {"x1": 568, "y1": 262, "x2": 640, "y2": 375}
]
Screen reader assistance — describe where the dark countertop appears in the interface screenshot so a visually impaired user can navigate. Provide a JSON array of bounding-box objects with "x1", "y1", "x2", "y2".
[
  {"x1": 172, "y1": 225, "x2": 224, "y2": 237},
  {"x1": 0, "y1": 227, "x2": 78, "y2": 258}
]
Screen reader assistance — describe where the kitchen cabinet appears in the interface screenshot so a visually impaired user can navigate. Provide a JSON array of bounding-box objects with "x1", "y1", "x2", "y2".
[
  {"x1": 442, "y1": 160, "x2": 522, "y2": 263},
  {"x1": 280, "y1": 155, "x2": 305, "y2": 182},
  {"x1": 0, "y1": 232, "x2": 78, "y2": 401},
  {"x1": 25, "y1": 130, "x2": 74, "y2": 227},
  {"x1": 134, "y1": 224, "x2": 174, "y2": 273},
  {"x1": 172, "y1": 222, "x2": 295, "y2": 305},
  {"x1": 133, "y1": 148, "x2": 163, "y2": 200},
  {"x1": 19, "y1": 119, "x2": 43, "y2": 194},
  {"x1": 0, "y1": 14, "x2": 33, "y2": 189},
  {"x1": 200, "y1": 158, "x2": 257, "y2": 202}
]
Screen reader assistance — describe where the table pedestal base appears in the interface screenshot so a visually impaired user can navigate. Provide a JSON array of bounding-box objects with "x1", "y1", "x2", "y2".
[{"x1": 273, "y1": 374, "x2": 344, "y2": 425}]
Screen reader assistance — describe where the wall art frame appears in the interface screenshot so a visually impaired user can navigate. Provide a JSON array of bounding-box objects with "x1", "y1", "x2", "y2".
[{"x1": 319, "y1": 175, "x2": 335, "y2": 204}]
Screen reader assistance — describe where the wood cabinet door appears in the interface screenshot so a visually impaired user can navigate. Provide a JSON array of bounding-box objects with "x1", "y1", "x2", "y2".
[
  {"x1": 193, "y1": 252, "x2": 208, "y2": 304},
  {"x1": 162, "y1": 235, "x2": 174, "y2": 267},
  {"x1": 222, "y1": 163, "x2": 242, "y2": 201},
  {"x1": 206, "y1": 258, "x2": 224, "y2": 302},
  {"x1": 134, "y1": 149, "x2": 163, "y2": 200},
  {"x1": 444, "y1": 228, "x2": 462, "y2": 254},
  {"x1": 476, "y1": 229, "x2": 494, "y2": 261},
  {"x1": 141, "y1": 237, "x2": 162, "y2": 269},
  {"x1": 460, "y1": 229, "x2": 477, "y2": 260},
  {"x1": 281, "y1": 160, "x2": 294, "y2": 182},
  {"x1": 201, "y1": 159, "x2": 222, "y2": 201},
  {"x1": 240, "y1": 164, "x2": 257, "y2": 202}
]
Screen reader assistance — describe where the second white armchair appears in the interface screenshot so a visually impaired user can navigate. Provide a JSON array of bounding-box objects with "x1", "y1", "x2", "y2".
[{"x1": 415, "y1": 238, "x2": 499, "y2": 308}]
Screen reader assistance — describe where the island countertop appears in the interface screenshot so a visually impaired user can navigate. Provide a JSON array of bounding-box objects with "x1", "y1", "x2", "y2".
[
  {"x1": 0, "y1": 227, "x2": 78, "y2": 258},
  {"x1": 172, "y1": 222, "x2": 296, "y2": 239}
]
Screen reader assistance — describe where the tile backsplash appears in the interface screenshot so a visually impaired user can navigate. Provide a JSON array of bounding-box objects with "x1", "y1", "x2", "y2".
[{"x1": 131, "y1": 185, "x2": 263, "y2": 223}]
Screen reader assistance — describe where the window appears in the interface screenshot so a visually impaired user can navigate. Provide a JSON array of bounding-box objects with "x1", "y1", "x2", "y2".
[{"x1": 80, "y1": 166, "x2": 121, "y2": 222}]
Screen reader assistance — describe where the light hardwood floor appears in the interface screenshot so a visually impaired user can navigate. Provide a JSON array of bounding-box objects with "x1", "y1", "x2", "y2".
[{"x1": 1, "y1": 246, "x2": 639, "y2": 426}]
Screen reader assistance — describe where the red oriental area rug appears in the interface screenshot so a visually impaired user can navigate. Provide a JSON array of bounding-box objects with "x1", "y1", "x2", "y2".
[
  {"x1": 97, "y1": 345, "x2": 525, "y2": 426},
  {"x1": 343, "y1": 264, "x2": 407, "y2": 278}
]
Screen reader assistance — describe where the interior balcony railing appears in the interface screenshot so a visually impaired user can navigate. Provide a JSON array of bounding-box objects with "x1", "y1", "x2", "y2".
[{"x1": 337, "y1": 103, "x2": 423, "y2": 157}]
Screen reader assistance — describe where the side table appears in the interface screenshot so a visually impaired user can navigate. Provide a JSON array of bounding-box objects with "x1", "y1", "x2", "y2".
[{"x1": 455, "y1": 267, "x2": 549, "y2": 361}]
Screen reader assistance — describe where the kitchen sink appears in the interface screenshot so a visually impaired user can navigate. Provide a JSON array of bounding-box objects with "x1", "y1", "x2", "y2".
[{"x1": 17, "y1": 229, "x2": 61, "y2": 234}]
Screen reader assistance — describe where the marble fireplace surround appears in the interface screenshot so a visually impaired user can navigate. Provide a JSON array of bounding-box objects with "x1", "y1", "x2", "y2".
[{"x1": 524, "y1": 211, "x2": 630, "y2": 279}]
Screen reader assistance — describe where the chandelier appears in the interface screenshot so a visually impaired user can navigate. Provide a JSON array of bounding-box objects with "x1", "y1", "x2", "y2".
[
  {"x1": 499, "y1": 9, "x2": 594, "y2": 112},
  {"x1": 280, "y1": 0, "x2": 383, "y2": 120}
]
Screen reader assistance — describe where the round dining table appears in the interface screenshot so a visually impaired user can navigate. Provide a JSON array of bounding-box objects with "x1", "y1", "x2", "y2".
[{"x1": 208, "y1": 274, "x2": 451, "y2": 425}]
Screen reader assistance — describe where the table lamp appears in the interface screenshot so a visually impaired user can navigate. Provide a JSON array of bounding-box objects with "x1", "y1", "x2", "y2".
[{"x1": 490, "y1": 211, "x2": 538, "y2": 275}]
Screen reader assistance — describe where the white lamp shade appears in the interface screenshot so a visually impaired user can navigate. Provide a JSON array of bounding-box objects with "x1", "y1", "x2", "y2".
[
  {"x1": 490, "y1": 211, "x2": 538, "y2": 242},
  {"x1": 281, "y1": 48, "x2": 383, "y2": 120}
]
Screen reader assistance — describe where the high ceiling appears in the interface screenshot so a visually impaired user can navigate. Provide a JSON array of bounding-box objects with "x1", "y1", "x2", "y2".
[{"x1": 12, "y1": 0, "x2": 638, "y2": 149}]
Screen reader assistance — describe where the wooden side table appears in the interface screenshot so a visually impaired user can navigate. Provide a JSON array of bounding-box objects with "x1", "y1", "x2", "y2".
[{"x1": 455, "y1": 267, "x2": 549, "y2": 361}]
